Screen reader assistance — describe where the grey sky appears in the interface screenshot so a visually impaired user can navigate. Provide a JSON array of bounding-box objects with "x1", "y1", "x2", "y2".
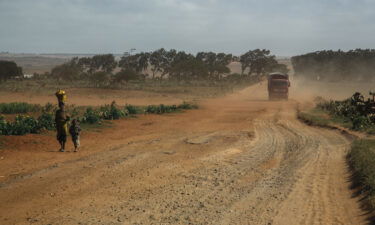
[{"x1": 0, "y1": 0, "x2": 374, "y2": 56}]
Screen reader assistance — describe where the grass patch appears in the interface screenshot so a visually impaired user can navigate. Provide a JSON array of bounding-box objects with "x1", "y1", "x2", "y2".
[
  {"x1": 298, "y1": 108, "x2": 353, "y2": 129},
  {"x1": 297, "y1": 108, "x2": 331, "y2": 127},
  {"x1": 349, "y1": 139, "x2": 375, "y2": 209}
]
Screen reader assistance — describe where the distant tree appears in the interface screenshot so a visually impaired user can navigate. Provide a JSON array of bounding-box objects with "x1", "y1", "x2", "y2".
[
  {"x1": 119, "y1": 52, "x2": 149, "y2": 74},
  {"x1": 269, "y1": 63, "x2": 289, "y2": 74},
  {"x1": 240, "y1": 49, "x2": 282, "y2": 77},
  {"x1": 291, "y1": 49, "x2": 375, "y2": 81},
  {"x1": 170, "y1": 52, "x2": 208, "y2": 82},
  {"x1": 78, "y1": 57, "x2": 94, "y2": 73},
  {"x1": 91, "y1": 54, "x2": 117, "y2": 73},
  {"x1": 149, "y1": 48, "x2": 166, "y2": 79},
  {"x1": 0, "y1": 60, "x2": 23, "y2": 82},
  {"x1": 196, "y1": 52, "x2": 232, "y2": 80},
  {"x1": 90, "y1": 71, "x2": 110, "y2": 87},
  {"x1": 160, "y1": 49, "x2": 177, "y2": 80},
  {"x1": 113, "y1": 69, "x2": 140, "y2": 83},
  {"x1": 51, "y1": 59, "x2": 81, "y2": 82}
]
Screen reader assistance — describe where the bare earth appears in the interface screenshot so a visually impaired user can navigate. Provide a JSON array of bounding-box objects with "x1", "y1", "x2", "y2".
[{"x1": 0, "y1": 82, "x2": 368, "y2": 225}]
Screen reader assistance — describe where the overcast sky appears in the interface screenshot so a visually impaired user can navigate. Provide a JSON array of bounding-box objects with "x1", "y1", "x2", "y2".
[{"x1": 0, "y1": 0, "x2": 374, "y2": 56}]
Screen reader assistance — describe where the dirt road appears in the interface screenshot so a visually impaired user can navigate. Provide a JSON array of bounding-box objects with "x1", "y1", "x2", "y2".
[{"x1": 0, "y1": 83, "x2": 368, "y2": 225}]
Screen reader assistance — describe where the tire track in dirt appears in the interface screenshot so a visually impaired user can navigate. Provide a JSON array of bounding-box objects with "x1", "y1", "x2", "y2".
[{"x1": 0, "y1": 83, "x2": 368, "y2": 225}]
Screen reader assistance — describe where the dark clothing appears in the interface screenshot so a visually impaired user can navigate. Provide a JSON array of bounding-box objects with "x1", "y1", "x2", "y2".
[
  {"x1": 57, "y1": 133, "x2": 67, "y2": 142},
  {"x1": 69, "y1": 123, "x2": 81, "y2": 137},
  {"x1": 55, "y1": 109, "x2": 69, "y2": 142},
  {"x1": 69, "y1": 123, "x2": 81, "y2": 147}
]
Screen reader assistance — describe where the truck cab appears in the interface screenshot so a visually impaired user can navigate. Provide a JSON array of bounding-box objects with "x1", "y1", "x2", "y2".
[{"x1": 267, "y1": 72, "x2": 290, "y2": 100}]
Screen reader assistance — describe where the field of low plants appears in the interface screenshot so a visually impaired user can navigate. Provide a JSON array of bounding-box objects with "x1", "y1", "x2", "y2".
[
  {"x1": 0, "y1": 101, "x2": 198, "y2": 136},
  {"x1": 0, "y1": 102, "x2": 41, "y2": 114}
]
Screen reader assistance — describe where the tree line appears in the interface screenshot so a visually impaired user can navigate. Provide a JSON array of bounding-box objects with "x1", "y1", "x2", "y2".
[
  {"x1": 292, "y1": 49, "x2": 375, "y2": 81},
  {"x1": 0, "y1": 61, "x2": 23, "y2": 82},
  {"x1": 49, "y1": 49, "x2": 288, "y2": 87}
]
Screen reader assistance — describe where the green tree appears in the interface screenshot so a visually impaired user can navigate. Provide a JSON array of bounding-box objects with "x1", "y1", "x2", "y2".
[
  {"x1": 91, "y1": 54, "x2": 117, "y2": 73},
  {"x1": 170, "y1": 52, "x2": 208, "y2": 82},
  {"x1": 119, "y1": 52, "x2": 150, "y2": 74},
  {"x1": 0, "y1": 60, "x2": 23, "y2": 82},
  {"x1": 113, "y1": 69, "x2": 140, "y2": 83},
  {"x1": 149, "y1": 48, "x2": 166, "y2": 79},
  {"x1": 51, "y1": 59, "x2": 82, "y2": 82},
  {"x1": 90, "y1": 71, "x2": 110, "y2": 87},
  {"x1": 240, "y1": 49, "x2": 280, "y2": 77},
  {"x1": 196, "y1": 52, "x2": 232, "y2": 80}
]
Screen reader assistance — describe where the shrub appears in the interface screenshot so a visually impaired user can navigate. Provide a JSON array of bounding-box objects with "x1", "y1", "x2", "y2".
[
  {"x1": 100, "y1": 101, "x2": 128, "y2": 120},
  {"x1": 5, "y1": 115, "x2": 39, "y2": 135},
  {"x1": 316, "y1": 93, "x2": 375, "y2": 131},
  {"x1": 178, "y1": 102, "x2": 198, "y2": 110},
  {"x1": 0, "y1": 115, "x2": 6, "y2": 135},
  {"x1": 82, "y1": 107, "x2": 102, "y2": 124},
  {"x1": 125, "y1": 104, "x2": 141, "y2": 114},
  {"x1": 145, "y1": 104, "x2": 177, "y2": 114},
  {"x1": 37, "y1": 112, "x2": 55, "y2": 130}
]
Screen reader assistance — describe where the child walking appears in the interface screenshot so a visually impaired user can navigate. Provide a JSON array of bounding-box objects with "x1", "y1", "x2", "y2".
[{"x1": 69, "y1": 119, "x2": 81, "y2": 152}]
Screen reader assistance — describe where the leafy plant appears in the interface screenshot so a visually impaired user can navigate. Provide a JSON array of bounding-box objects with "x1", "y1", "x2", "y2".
[
  {"x1": 37, "y1": 112, "x2": 55, "y2": 130},
  {"x1": 82, "y1": 107, "x2": 102, "y2": 124},
  {"x1": 100, "y1": 101, "x2": 128, "y2": 120},
  {"x1": 316, "y1": 92, "x2": 375, "y2": 131},
  {"x1": 125, "y1": 104, "x2": 141, "y2": 114},
  {"x1": 178, "y1": 102, "x2": 198, "y2": 110}
]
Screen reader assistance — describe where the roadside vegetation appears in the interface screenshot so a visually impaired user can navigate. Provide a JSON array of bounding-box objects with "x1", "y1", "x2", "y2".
[
  {"x1": 299, "y1": 93, "x2": 375, "y2": 210},
  {"x1": 298, "y1": 93, "x2": 375, "y2": 133},
  {"x1": 0, "y1": 101, "x2": 197, "y2": 136},
  {"x1": 349, "y1": 139, "x2": 375, "y2": 209}
]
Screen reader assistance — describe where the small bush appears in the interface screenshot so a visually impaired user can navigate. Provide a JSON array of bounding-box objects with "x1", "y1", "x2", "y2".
[
  {"x1": 82, "y1": 107, "x2": 102, "y2": 124},
  {"x1": 0, "y1": 115, "x2": 6, "y2": 135},
  {"x1": 37, "y1": 112, "x2": 55, "y2": 130},
  {"x1": 316, "y1": 93, "x2": 375, "y2": 132},
  {"x1": 0, "y1": 102, "x2": 41, "y2": 114},
  {"x1": 125, "y1": 104, "x2": 141, "y2": 114},
  {"x1": 178, "y1": 102, "x2": 198, "y2": 110},
  {"x1": 3, "y1": 115, "x2": 40, "y2": 135},
  {"x1": 145, "y1": 104, "x2": 177, "y2": 114},
  {"x1": 100, "y1": 101, "x2": 128, "y2": 120}
]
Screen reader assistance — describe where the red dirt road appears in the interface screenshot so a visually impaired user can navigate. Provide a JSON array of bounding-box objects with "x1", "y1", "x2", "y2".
[{"x1": 0, "y1": 82, "x2": 368, "y2": 225}]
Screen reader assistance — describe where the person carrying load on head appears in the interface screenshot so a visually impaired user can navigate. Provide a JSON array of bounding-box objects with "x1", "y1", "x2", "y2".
[
  {"x1": 55, "y1": 89, "x2": 67, "y2": 106},
  {"x1": 69, "y1": 119, "x2": 81, "y2": 152},
  {"x1": 55, "y1": 89, "x2": 70, "y2": 152}
]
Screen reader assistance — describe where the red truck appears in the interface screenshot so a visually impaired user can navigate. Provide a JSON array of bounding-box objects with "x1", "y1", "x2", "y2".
[{"x1": 267, "y1": 72, "x2": 290, "y2": 100}]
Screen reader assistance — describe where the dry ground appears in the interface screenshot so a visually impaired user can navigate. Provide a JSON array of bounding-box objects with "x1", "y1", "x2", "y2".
[{"x1": 0, "y1": 81, "x2": 370, "y2": 225}]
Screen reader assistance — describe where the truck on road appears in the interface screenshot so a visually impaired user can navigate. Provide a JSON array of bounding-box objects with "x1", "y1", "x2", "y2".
[{"x1": 267, "y1": 72, "x2": 290, "y2": 100}]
